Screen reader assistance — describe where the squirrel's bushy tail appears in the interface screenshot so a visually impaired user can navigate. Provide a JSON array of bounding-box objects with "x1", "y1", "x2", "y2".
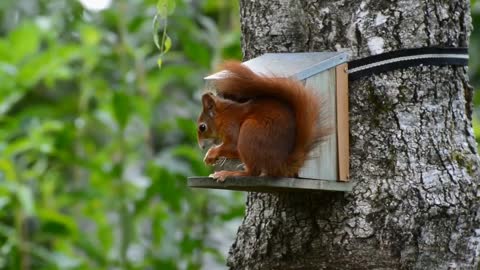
[{"x1": 215, "y1": 61, "x2": 328, "y2": 175}]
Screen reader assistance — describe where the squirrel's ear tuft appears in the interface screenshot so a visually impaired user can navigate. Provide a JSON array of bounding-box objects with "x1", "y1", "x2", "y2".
[{"x1": 201, "y1": 92, "x2": 216, "y2": 115}]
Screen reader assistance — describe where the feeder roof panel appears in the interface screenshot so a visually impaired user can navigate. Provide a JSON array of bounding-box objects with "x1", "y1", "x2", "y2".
[{"x1": 205, "y1": 52, "x2": 349, "y2": 81}]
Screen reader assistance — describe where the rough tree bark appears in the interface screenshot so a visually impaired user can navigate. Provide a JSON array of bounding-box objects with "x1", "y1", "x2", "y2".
[{"x1": 227, "y1": 1, "x2": 480, "y2": 269}]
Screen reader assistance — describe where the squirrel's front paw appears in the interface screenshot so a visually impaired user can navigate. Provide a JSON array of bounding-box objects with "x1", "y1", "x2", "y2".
[
  {"x1": 204, "y1": 147, "x2": 220, "y2": 165},
  {"x1": 203, "y1": 154, "x2": 218, "y2": 165}
]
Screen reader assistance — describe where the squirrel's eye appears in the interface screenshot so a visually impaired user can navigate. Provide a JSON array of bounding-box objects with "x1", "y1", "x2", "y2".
[{"x1": 198, "y1": 123, "x2": 207, "y2": 132}]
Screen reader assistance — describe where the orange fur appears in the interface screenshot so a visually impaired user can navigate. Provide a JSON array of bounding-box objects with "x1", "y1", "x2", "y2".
[{"x1": 197, "y1": 61, "x2": 329, "y2": 181}]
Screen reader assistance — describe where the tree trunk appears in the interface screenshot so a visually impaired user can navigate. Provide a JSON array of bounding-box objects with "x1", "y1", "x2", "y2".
[{"x1": 227, "y1": 1, "x2": 480, "y2": 269}]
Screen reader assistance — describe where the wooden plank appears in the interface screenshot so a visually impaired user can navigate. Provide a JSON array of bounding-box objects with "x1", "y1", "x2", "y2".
[
  {"x1": 336, "y1": 64, "x2": 350, "y2": 181},
  {"x1": 188, "y1": 176, "x2": 354, "y2": 193},
  {"x1": 299, "y1": 68, "x2": 337, "y2": 181}
]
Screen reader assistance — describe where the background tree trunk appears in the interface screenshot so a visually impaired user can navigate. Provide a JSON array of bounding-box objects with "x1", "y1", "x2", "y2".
[{"x1": 227, "y1": 1, "x2": 480, "y2": 269}]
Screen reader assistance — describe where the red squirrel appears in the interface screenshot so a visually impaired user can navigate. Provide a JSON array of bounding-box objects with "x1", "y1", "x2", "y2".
[{"x1": 197, "y1": 61, "x2": 328, "y2": 182}]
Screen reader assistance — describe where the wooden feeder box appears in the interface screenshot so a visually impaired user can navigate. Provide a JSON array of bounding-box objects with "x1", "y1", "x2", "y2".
[{"x1": 188, "y1": 52, "x2": 352, "y2": 192}]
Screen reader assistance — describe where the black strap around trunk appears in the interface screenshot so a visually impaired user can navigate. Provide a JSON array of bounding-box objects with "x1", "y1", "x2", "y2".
[{"x1": 347, "y1": 47, "x2": 469, "y2": 81}]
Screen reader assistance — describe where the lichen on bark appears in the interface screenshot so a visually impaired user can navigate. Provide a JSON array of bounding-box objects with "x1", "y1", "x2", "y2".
[{"x1": 228, "y1": 0, "x2": 480, "y2": 269}]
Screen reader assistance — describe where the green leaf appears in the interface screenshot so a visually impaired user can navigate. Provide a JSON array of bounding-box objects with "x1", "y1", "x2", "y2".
[
  {"x1": 38, "y1": 209, "x2": 78, "y2": 237},
  {"x1": 473, "y1": 87, "x2": 480, "y2": 106},
  {"x1": 176, "y1": 117, "x2": 197, "y2": 142},
  {"x1": 8, "y1": 22, "x2": 41, "y2": 63},
  {"x1": 0, "y1": 159, "x2": 17, "y2": 181},
  {"x1": 156, "y1": 0, "x2": 176, "y2": 17},
  {"x1": 112, "y1": 91, "x2": 132, "y2": 129},
  {"x1": 219, "y1": 205, "x2": 245, "y2": 221},
  {"x1": 157, "y1": 58, "x2": 163, "y2": 68},
  {"x1": 80, "y1": 25, "x2": 101, "y2": 46},
  {"x1": 473, "y1": 116, "x2": 480, "y2": 139},
  {"x1": 76, "y1": 237, "x2": 107, "y2": 266},
  {"x1": 17, "y1": 44, "x2": 80, "y2": 87},
  {"x1": 181, "y1": 37, "x2": 212, "y2": 67},
  {"x1": 0, "y1": 197, "x2": 10, "y2": 211},
  {"x1": 146, "y1": 164, "x2": 183, "y2": 211},
  {"x1": 0, "y1": 40, "x2": 12, "y2": 62},
  {"x1": 16, "y1": 185, "x2": 35, "y2": 216},
  {"x1": 0, "y1": 92, "x2": 24, "y2": 115},
  {"x1": 164, "y1": 35, "x2": 172, "y2": 53}
]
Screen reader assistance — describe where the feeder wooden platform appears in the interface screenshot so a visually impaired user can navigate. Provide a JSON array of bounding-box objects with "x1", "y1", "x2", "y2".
[{"x1": 188, "y1": 176, "x2": 354, "y2": 193}]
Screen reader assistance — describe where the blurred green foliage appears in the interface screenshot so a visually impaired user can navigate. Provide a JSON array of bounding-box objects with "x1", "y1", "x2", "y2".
[
  {"x1": 0, "y1": 0, "x2": 480, "y2": 269},
  {"x1": 0, "y1": 0, "x2": 243, "y2": 269},
  {"x1": 471, "y1": 1, "x2": 480, "y2": 147}
]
